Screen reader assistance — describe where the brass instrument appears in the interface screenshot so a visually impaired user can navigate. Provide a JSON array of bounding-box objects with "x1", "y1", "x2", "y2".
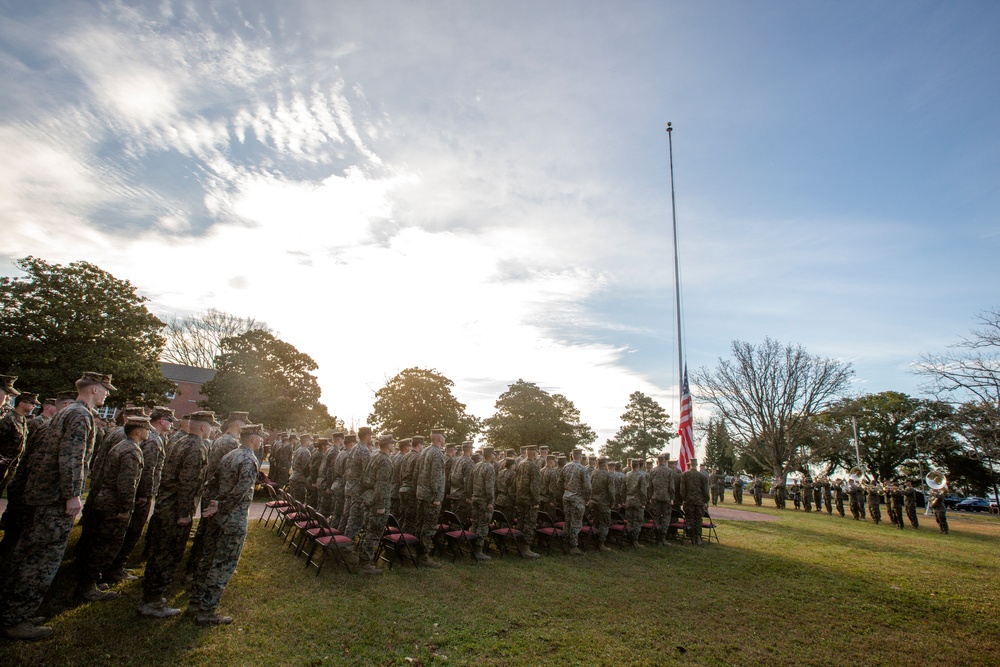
[{"x1": 926, "y1": 470, "x2": 947, "y2": 491}]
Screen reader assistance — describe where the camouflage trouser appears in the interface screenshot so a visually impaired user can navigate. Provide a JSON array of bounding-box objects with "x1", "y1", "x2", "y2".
[
  {"x1": 358, "y1": 506, "x2": 388, "y2": 562},
  {"x1": 649, "y1": 500, "x2": 671, "y2": 542},
  {"x1": 824, "y1": 495, "x2": 833, "y2": 514},
  {"x1": 397, "y1": 490, "x2": 416, "y2": 535},
  {"x1": 0, "y1": 504, "x2": 74, "y2": 626},
  {"x1": 593, "y1": 505, "x2": 611, "y2": 543},
  {"x1": 754, "y1": 492, "x2": 762, "y2": 507},
  {"x1": 188, "y1": 519, "x2": 247, "y2": 613},
  {"x1": 331, "y1": 485, "x2": 345, "y2": 526},
  {"x1": 835, "y1": 497, "x2": 845, "y2": 516},
  {"x1": 76, "y1": 509, "x2": 131, "y2": 584},
  {"x1": 449, "y1": 496, "x2": 468, "y2": 524},
  {"x1": 344, "y1": 493, "x2": 366, "y2": 540},
  {"x1": 318, "y1": 490, "x2": 335, "y2": 517},
  {"x1": 733, "y1": 488, "x2": 743, "y2": 504},
  {"x1": 306, "y1": 483, "x2": 319, "y2": 509},
  {"x1": 905, "y1": 505, "x2": 919, "y2": 528},
  {"x1": 289, "y1": 479, "x2": 308, "y2": 503},
  {"x1": 0, "y1": 502, "x2": 32, "y2": 564},
  {"x1": 869, "y1": 500, "x2": 881, "y2": 524},
  {"x1": 516, "y1": 502, "x2": 537, "y2": 545},
  {"x1": 934, "y1": 510, "x2": 948, "y2": 533},
  {"x1": 803, "y1": 495, "x2": 812, "y2": 512},
  {"x1": 625, "y1": 505, "x2": 643, "y2": 542},
  {"x1": 850, "y1": 499, "x2": 862, "y2": 520},
  {"x1": 469, "y1": 498, "x2": 491, "y2": 546},
  {"x1": 112, "y1": 498, "x2": 151, "y2": 571},
  {"x1": 143, "y1": 507, "x2": 194, "y2": 600},
  {"x1": 564, "y1": 497, "x2": 585, "y2": 547},
  {"x1": 185, "y1": 508, "x2": 212, "y2": 576},
  {"x1": 683, "y1": 502, "x2": 704, "y2": 544},
  {"x1": 415, "y1": 500, "x2": 440, "y2": 555},
  {"x1": 337, "y1": 494, "x2": 353, "y2": 534}
]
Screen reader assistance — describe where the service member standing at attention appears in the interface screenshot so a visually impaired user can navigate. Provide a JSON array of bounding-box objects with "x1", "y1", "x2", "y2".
[
  {"x1": 414, "y1": 429, "x2": 447, "y2": 568},
  {"x1": 288, "y1": 434, "x2": 312, "y2": 502},
  {"x1": 0, "y1": 391, "x2": 37, "y2": 497},
  {"x1": 514, "y1": 445, "x2": 542, "y2": 558},
  {"x1": 448, "y1": 442, "x2": 474, "y2": 523},
  {"x1": 624, "y1": 459, "x2": 648, "y2": 546},
  {"x1": 306, "y1": 437, "x2": 330, "y2": 508},
  {"x1": 187, "y1": 423, "x2": 266, "y2": 624},
  {"x1": 139, "y1": 411, "x2": 216, "y2": 619},
  {"x1": 467, "y1": 447, "x2": 496, "y2": 562},
  {"x1": 649, "y1": 454, "x2": 675, "y2": 545},
  {"x1": 680, "y1": 458, "x2": 710, "y2": 546},
  {"x1": 343, "y1": 427, "x2": 373, "y2": 542},
  {"x1": 332, "y1": 434, "x2": 356, "y2": 531},
  {"x1": 590, "y1": 458, "x2": 616, "y2": 551},
  {"x1": 355, "y1": 434, "x2": 395, "y2": 575},
  {"x1": 0, "y1": 372, "x2": 114, "y2": 641},
  {"x1": 317, "y1": 432, "x2": 344, "y2": 516},
  {"x1": 731, "y1": 475, "x2": 744, "y2": 505},
  {"x1": 396, "y1": 435, "x2": 421, "y2": 535},
  {"x1": 562, "y1": 449, "x2": 591, "y2": 555}
]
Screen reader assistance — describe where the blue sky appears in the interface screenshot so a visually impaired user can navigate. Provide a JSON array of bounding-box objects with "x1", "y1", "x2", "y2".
[{"x1": 1, "y1": 1, "x2": 998, "y2": 450}]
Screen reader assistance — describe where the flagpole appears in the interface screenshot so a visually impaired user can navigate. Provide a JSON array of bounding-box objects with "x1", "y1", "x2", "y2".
[{"x1": 668, "y1": 122, "x2": 683, "y2": 396}]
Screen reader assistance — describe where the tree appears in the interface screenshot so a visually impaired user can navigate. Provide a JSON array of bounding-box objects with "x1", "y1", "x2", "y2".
[
  {"x1": 694, "y1": 338, "x2": 853, "y2": 480},
  {"x1": 483, "y1": 379, "x2": 596, "y2": 452},
  {"x1": 162, "y1": 308, "x2": 272, "y2": 368},
  {"x1": 914, "y1": 307, "x2": 1000, "y2": 407},
  {"x1": 601, "y1": 391, "x2": 674, "y2": 463},
  {"x1": 0, "y1": 256, "x2": 173, "y2": 405},
  {"x1": 816, "y1": 392, "x2": 954, "y2": 482},
  {"x1": 368, "y1": 367, "x2": 480, "y2": 442},
  {"x1": 199, "y1": 330, "x2": 333, "y2": 430},
  {"x1": 702, "y1": 419, "x2": 736, "y2": 474}
]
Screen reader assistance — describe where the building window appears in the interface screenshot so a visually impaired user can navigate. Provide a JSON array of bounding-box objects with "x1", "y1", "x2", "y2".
[{"x1": 165, "y1": 390, "x2": 178, "y2": 400}]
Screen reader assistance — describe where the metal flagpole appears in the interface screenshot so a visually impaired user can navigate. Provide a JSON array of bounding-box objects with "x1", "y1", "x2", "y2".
[{"x1": 668, "y1": 122, "x2": 683, "y2": 405}]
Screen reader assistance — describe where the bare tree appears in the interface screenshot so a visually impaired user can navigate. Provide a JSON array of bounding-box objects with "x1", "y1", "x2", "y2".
[
  {"x1": 693, "y1": 338, "x2": 854, "y2": 480},
  {"x1": 161, "y1": 309, "x2": 271, "y2": 368},
  {"x1": 914, "y1": 307, "x2": 1000, "y2": 407}
]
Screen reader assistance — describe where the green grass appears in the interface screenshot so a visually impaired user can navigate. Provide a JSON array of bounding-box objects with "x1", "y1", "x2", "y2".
[{"x1": 2, "y1": 506, "x2": 999, "y2": 666}]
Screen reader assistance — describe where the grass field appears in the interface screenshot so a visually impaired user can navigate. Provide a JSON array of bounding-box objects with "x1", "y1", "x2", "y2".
[{"x1": 2, "y1": 504, "x2": 999, "y2": 667}]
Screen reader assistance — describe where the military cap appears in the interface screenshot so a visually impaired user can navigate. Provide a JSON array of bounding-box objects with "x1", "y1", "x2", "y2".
[
  {"x1": 125, "y1": 415, "x2": 153, "y2": 429},
  {"x1": 0, "y1": 375, "x2": 19, "y2": 396},
  {"x1": 689, "y1": 458, "x2": 698, "y2": 467},
  {"x1": 226, "y1": 411, "x2": 250, "y2": 423},
  {"x1": 482, "y1": 447, "x2": 495, "y2": 457},
  {"x1": 504, "y1": 457, "x2": 517, "y2": 466},
  {"x1": 289, "y1": 433, "x2": 300, "y2": 441},
  {"x1": 122, "y1": 406, "x2": 148, "y2": 417},
  {"x1": 526, "y1": 445, "x2": 538, "y2": 452},
  {"x1": 556, "y1": 454, "x2": 567, "y2": 461},
  {"x1": 462, "y1": 441, "x2": 474, "y2": 451},
  {"x1": 377, "y1": 434, "x2": 396, "y2": 446},
  {"x1": 471, "y1": 451, "x2": 483, "y2": 462},
  {"x1": 43, "y1": 398, "x2": 56, "y2": 406},
  {"x1": 598, "y1": 457, "x2": 609, "y2": 465},
  {"x1": 411, "y1": 435, "x2": 426, "y2": 444},
  {"x1": 539, "y1": 444, "x2": 549, "y2": 450},
  {"x1": 78, "y1": 372, "x2": 117, "y2": 391},
  {"x1": 316, "y1": 437, "x2": 331, "y2": 447},
  {"x1": 345, "y1": 433, "x2": 358, "y2": 444},
  {"x1": 398, "y1": 437, "x2": 412, "y2": 447},
  {"x1": 15, "y1": 392, "x2": 40, "y2": 406},
  {"x1": 188, "y1": 411, "x2": 221, "y2": 427},
  {"x1": 571, "y1": 449, "x2": 582, "y2": 456},
  {"x1": 358, "y1": 426, "x2": 372, "y2": 437},
  {"x1": 331, "y1": 431, "x2": 345, "y2": 439},
  {"x1": 241, "y1": 423, "x2": 268, "y2": 438},
  {"x1": 430, "y1": 427, "x2": 446, "y2": 436},
  {"x1": 150, "y1": 406, "x2": 176, "y2": 423},
  {"x1": 504, "y1": 449, "x2": 516, "y2": 457},
  {"x1": 546, "y1": 454, "x2": 556, "y2": 462},
  {"x1": 56, "y1": 390, "x2": 77, "y2": 401},
  {"x1": 445, "y1": 442, "x2": 457, "y2": 450}
]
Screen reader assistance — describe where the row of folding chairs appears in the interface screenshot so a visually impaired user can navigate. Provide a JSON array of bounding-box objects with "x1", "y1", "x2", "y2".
[{"x1": 258, "y1": 483, "x2": 355, "y2": 574}]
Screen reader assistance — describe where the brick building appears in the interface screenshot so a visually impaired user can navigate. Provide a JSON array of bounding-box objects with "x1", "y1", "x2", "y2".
[{"x1": 159, "y1": 362, "x2": 216, "y2": 416}]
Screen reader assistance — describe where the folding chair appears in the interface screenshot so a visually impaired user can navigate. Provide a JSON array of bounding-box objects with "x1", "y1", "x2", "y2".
[
  {"x1": 259, "y1": 483, "x2": 291, "y2": 527},
  {"x1": 702, "y1": 509, "x2": 719, "y2": 544},
  {"x1": 489, "y1": 510, "x2": 523, "y2": 559},
  {"x1": 376, "y1": 514, "x2": 420, "y2": 570},
  {"x1": 607, "y1": 510, "x2": 632, "y2": 549},
  {"x1": 667, "y1": 507, "x2": 687, "y2": 543},
  {"x1": 306, "y1": 511, "x2": 354, "y2": 574},
  {"x1": 288, "y1": 500, "x2": 321, "y2": 556},
  {"x1": 535, "y1": 511, "x2": 568, "y2": 556},
  {"x1": 440, "y1": 510, "x2": 478, "y2": 563},
  {"x1": 640, "y1": 508, "x2": 657, "y2": 544},
  {"x1": 578, "y1": 509, "x2": 600, "y2": 549},
  {"x1": 275, "y1": 490, "x2": 302, "y2": 541}
]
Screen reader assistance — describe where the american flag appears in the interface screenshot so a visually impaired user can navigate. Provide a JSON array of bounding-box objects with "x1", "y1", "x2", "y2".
[{"x1": 678, "y1": 366, "x2": 695, "y2": 472}]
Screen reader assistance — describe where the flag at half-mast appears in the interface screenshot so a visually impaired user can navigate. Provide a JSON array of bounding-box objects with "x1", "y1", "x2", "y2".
[{"x1": 678, "y1": 365, "x2": 695, "y2": 471}]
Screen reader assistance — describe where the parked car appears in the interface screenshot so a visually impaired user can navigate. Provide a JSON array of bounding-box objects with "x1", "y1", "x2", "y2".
[
  {"x1": 943, "y1": 494, "x2": 965, "y2": 510},
  {"x1": 956, "y1": 497, "x2": 991, "y2": 512}
]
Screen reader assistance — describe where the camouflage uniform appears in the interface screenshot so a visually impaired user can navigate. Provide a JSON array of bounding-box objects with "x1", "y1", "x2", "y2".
[
  {"x1": 514, "y1": 458, "x2": 541, "y2": 546},
  {"x1": 342, "y1": 442, "x2": 371, "y2": 539},
  {"x1": 187, "y1": 432, "x2": 240, "y2": 576},
  {"x1": 142, "y1": 432, "x2": 208, "y2": 602},
  {"x1": 111, "y1": 428, "x2": 165, "y2": 573},
  {"x1": 468, "y1": 459, "x2": 496, "y2": 550},
  {"x1": 330, "y1": 445, "x2": 350, "y2": 528},
  {"x1": 813, "y1": 483, "x2": 823, "y2": 512},
  {"x1": 414, "y1": 443, "x2": 446, "y2": 555},
  {"x1": 731, "y1": 477, "x2": 744, "y2": 504},
  {"x1": 561, "y1": 461, "x2": 591, "y2": 548},
  {"x1": 649, "y1": 463, "x2": 678, "y2": 543},
  {"x1": 495, "y1": 463, "x2": 516, "y2": 522},
  {"x1": 867, "y1": 487, "x2": 882, "y2": 524},
  {"x1": 680, "y1": 466, "x2": 710, "y2": 544},
  {"x1": 903, "y1": 485, "x2": 919, "y2": 528},
  {"x1": 772, "y1": 482, "x2": 785, "y2": 509},
  {"x1": 834, "y1": 484, "x2": 846, "y2": 516},
  {"x1": 306, "y1": 444, "x2": 326, "y2": 508},
  {"x1": 930, "y1": 491, "x2": 949, "y2": 534},
  {"x1": 317, "y1": 445, "x2": 340, "y2": 516},
  {"x1": 0, "y1": 401, "x2": 96, "y2": 627},
  {"x1": 0, "y1": 408, "x2": 28, "y2": 496},
  {"x1": 268, "y1": 438, "x2": 292, "y2": 487},
  {"x1": 822, "y1": 481, "x2": 833, "y2": 514},
  {"x1": 76, "y1": 438, "x2": 143, "y2": 586},
  {"x1": 189, "y1": 446, "x2": 259, "y2": 614},
  {"x1": 357, "y1": 450, "x2": 393, "y2": 563},
  {"x1": 288, "y1": 445, "x2": 312, "y2": 502},
  {"x1": 802, "y1": 480, "x2": 813, "y2": 512},
  {"x1": 449, "y1": 454, "x2": 474, "y2": 523},
  {"x1": 751, "y1": 479, "x2": 763, "y2": 506},
  {"x1": 624, "y1": 467, "x2": 648, "y2": 543},
  {"x1": 613, "y1": 468, "x2": 626, "y2": 511},
  {"x1": 590, "y1": 467, "x2": 616, "y2": 546},
  {"x1": 0, "y1": 420, "x2": 50, "y2": 563},
  {"x1": 709, "y1": 472, "x2": 720, "y2": 505},
  {"x1": 397, "y1": 448, "x2": 420, "y2": 534},
  {"x1": 848, "y1": 485, "x2": 863, "y2": 520}
]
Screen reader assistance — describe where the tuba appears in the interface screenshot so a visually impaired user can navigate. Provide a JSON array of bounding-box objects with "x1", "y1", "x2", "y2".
[{"x1": 926, "y1": 470, "x2": 947, "y2": 490}]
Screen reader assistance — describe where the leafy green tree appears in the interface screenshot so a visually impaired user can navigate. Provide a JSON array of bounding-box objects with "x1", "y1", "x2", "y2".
[
  {"x1": 0, "y1": 256, "x2": 173, "y2": 405},
  {"x1": 368, "y1": 367, "x2": 480, "y2": 442},
  {"x1": 200, "y1": 330, "x2": 333, "y2": 430},
  {"x1": 702, "y1": 419, "x2": 736, "y2": 474},
  {"x1": 483, "y1": 379, "x2": 596, "y2": 452},
  {"x1": 601, "y1": 391, "x2": 674, "y2": 463}
]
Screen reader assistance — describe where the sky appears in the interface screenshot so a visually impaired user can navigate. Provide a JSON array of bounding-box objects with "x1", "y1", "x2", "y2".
[{"x1": 1, "y1": 1, "x2": 998, "y2": 452}]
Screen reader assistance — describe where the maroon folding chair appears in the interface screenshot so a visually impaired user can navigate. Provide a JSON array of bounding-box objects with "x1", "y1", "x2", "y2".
[
  {"x1": 489, "y1": 510, "x2": 523, "y2": 559},
  {"x1": 376, "y1": 513, "x2": 420, "y2": 569}
]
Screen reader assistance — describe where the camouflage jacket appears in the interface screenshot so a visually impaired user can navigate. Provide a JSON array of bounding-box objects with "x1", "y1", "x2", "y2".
[
  {"x1": 649, "y1": 464, "x2": 677, "y2": 502},
  {"x1": 468, "y1": 460, "x2": 496, "y2": 504},
  {"x1": 23, "y1": 401, "x2": 96, "y2": 505},
  {"x1": 344, "y1": 442, "x2": 371, "y2": 496},
  {"x1": 449, "y1": 455, "x2": 474, "y2": 499},
  {"x1": 307, "y1": 446, "x2": 326, "y2": 485},
  {"x1": 209, "y1": 446, "x2": 260, "y2": 534},
  {"x1": 269, "y1": 439, "x2": 292, "y2": 470},
  {"x1": 361, "y1": 450, "x2": 393, "y2": 510},
  {"x1": 204, "y1": 432, "x2": 240, "y2": 500},
  {"x1": 416, "y1": 444, "x2": 445, "y2": 503},
  {"x1": 289, "y1": 445, "x2": 312, "y2": 482},
  {"x1": 562, "y1": 461, "x2": 592, "y2": 504},
  {"x1": 680, "y1": 468, "x2": 710, "y2": 505},
  {"x1": 6, "y1": 419, "x2": 50, "y2": 505},
  {"x1": 0, "y1": 409, "x2": 28, "y2": 467},
  {"x1": 495, "y1": 467, "x2": 515, "y2": 507},
  {"x1": 398, "y1": 449, "x2": 420, "y2": 493},
  {"x1": 625, "y1": 469, "x2": 648, "y2": 507},
  {"x1": 330, "y1": 445, "x2": 351, "y2": 490},
  {"x1": 539, "y1": 466, "x2": 559, "y2": 503},
  {"x1": 317, "y1": 446, "x2": 340, "y2": 493},
  {"x1": 613, "y1": 471, "x2": 626, "y2": 507},
  {"x1": 590, "y1": 468, "x2": 616, "y2": 507},
  {"x1": 514, "y1": 459, "x2": 541, "y2": 505},
  {"x1": 155, "y1": 432, "x2": 208, "y2": 518},
  {"x1": 136, "y1": 430, "x2": 166, "y2": 500},
  {"x1": 92, "y1": 438, "x2": 144, "y2": 514}
]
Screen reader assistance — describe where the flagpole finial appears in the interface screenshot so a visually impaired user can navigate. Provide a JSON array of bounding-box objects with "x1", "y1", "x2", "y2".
[{"x1": 666, "y1": 121, "x2": 672, "y2": 133}]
